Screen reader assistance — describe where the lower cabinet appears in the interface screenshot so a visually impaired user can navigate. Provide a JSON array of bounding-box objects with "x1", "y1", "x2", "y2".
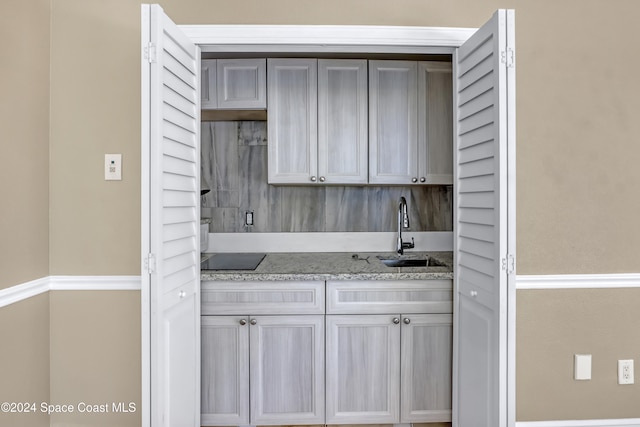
[
  {"x1": 201, "y1": 279, "x2": 452, "y2": 426},
  {"x1": 201, "y1": 314, "x2": 324, "y2": 426},
  {"x1": 326, "y1": 313, "x2": 452, "y2": 424}
]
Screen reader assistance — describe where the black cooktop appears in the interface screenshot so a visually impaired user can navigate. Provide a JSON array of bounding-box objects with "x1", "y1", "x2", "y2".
[{"x1": 201, "y1": 253, "x2": 266, "y2": 270}]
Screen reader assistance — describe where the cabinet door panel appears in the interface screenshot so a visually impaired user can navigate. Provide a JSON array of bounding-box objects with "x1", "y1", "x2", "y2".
[
  {"x1": 217, "y1": 58, "x2": 266, "y2": 109},
  {"x1": 267, "y1": 59, "x2": 318, "y2": 184},
  {"x1": 250, "y1": 315, "x2": 325, "y2": 425},
  {"x1": 201, "y1": 59, "x2": 217, "y2": 109},
  {"x1": 401, "y1": 313, "x2": 452, "y2": 422},
  {"x1": 201, "y1": 316, "x2": 249, "y2": 426},
  {"x1": 369, "y1": 61, "x2": 418, "y2": 184},
  {"x1": 318, "y1": 59, "x2": 368, "y2": 184},
  {"x1": 418, "y1": 61, "x2": 453, "y2": 184},
  {"x1": 326, "y1": 315, "x2": 400, "y2": 424}
]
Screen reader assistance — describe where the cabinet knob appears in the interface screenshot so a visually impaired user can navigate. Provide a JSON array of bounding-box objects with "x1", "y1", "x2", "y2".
[
  {"x1": 310, "y1": 176, "x2": 317, "y2": 182},
  {"x1": 178, "y1": 290, "x2": 186, "y2": 298},
  {"x1": 319, "y1": 176, "x2": 326, "y2": 182},
  {"x1": 470, "y1": 290, "x2": 478, "y2": 298},
  {"x1": 411, "y1": 177, "x2": 418, "y2": 183},
  {"x1": 250, "y1": 319, "x2": 257, "y2": 325},
  {"x1": 420, "y1": 177, "x2": 426, "y2": 183},
  {"x1": 403, "y1": 318, "x2": 411, "y2": 325},
  {"x1": 393, "y1": 318, "x2": 400, "y2": 324},
  {"x1": 239, "y1": 319, "x2": 247, "y2": 326}
]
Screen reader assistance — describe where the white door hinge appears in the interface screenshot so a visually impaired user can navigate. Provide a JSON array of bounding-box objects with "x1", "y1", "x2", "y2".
[
  {"x1": 144, "y1": 42, "x2": 157, "y2": 63},
  {"x1": 144, "y1": 253, "x2": 156, "y2": 274},
  {"x1": 501, "y1": 48, "x2": 515, "y2": 68},
  {"x1": 501, "y1": 254, "x2": 515, "y2": 275}
]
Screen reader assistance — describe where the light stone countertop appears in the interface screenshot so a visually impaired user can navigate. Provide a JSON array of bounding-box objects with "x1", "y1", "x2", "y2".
[{"x1": 200, "y1": 251, "x2": 453, "y2": 281}]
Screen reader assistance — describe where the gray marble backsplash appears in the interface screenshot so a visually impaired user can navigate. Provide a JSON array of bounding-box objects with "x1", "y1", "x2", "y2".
[{"x1": 201, "y1": 121, "x2": 452, "y2": 233}]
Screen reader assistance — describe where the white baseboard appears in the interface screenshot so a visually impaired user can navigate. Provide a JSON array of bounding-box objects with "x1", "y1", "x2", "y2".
[
  {"x1": 517, "y1": 273, "x2": 640, "y2": 290},
  {"x1": 517, "y1": 419, "x2": 640, "y2": 427},
  {"x1": 0, "y1": 275, "x2": 142, "y2": 308}
]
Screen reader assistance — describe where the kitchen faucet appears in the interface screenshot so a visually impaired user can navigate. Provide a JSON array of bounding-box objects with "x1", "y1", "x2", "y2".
[{"x1": 397, "y1": 196, "x2": 415, "y2": 255}]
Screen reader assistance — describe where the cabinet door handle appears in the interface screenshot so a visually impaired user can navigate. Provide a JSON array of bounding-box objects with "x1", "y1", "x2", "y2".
[
  {"x1": 403, "y1": 318, "x2": 411, "y2": 325},
  {"x1": 411, "y1": 177, "x2": 418, "y2": 183},
  {"x1": 178, "y1": 290, "x2": 186, "y2": 298},
  {"x1": 420, "y1": 177, "x2": 426, "y2": 183},
  {"x1": 319, "y1": 176, "x2": 326, "y2": 182},
  {"x1": 250, "y1": 319, "x2": 257, "y2": 325},
  {"x1": 470, "y1": 290, "x2": 478, "y2": 298},
  {"x1": 393, "y1": 318, "x2": 400, "y2": 324},
  {"x1": 310, "y1": 176, "x2": 317, "y2": 182},
  {"x1": 239, "y1": 319, "x2": 247, "y2": 326}
]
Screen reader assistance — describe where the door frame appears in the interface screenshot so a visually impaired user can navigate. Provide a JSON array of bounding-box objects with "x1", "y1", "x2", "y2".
[{"x1": 142, "y1": 19, "x2": 516, "y2": 427}]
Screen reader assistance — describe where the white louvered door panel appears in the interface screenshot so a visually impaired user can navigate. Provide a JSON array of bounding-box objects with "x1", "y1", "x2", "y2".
[
  {"x1": 454, "y1": 9, "x2": 515, "y2": 427},
  {"x1": 142, "y1": 4, "x2": 200, "y2": 427}
]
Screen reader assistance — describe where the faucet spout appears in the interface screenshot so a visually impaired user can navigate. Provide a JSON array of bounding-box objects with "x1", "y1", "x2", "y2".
[{"x1": 397, "y1": 197, "x2": 415, "y2": 255}]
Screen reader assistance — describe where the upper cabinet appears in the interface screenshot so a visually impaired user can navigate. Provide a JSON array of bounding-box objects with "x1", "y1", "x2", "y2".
[
  {"x1": 201, "y1": 59, "x2": 267, "y2": 110},
  {"x1": 418, "y1": 62, "x2": 453, "y2": 185},
  {"x1": 268, "y1": 59, "x2": 368, "y2": 185},
  {"x1": 262, "y1": 57, "x2": 453, "y2": 186},
  {"x1": 267, "y1": 58, "x2": 318, "y2": 184},
  {"x1": 369, "y1": 60, "x2": 453, "y2": 185},
  {"x1": 317, "y1": 59, "x2": 368, "y2": 184},
  {"x1": 369, "y1": 60, "x2": 419, "y2": 184}
]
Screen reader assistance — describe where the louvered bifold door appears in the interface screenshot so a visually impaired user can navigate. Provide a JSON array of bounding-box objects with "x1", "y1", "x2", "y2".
[
  {"x1": 142, "y1": 4, "x2": 201, "y2": 427},
  {"x1": 453, "y1": 9, "x2": 515, "y2": 427}
]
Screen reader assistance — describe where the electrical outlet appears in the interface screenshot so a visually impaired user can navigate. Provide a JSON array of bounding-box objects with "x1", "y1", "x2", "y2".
[
  {"x1": 245, "y1": 211, "x2": 254, "y2": 226},
  {"x1": 618, "y1": 359, "x2": 634, "y2": 385}
]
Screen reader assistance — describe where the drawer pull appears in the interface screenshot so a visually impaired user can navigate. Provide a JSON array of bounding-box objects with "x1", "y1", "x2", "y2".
[{"x1": 470, "y1": 290, "x2": 478, "y2": 298}]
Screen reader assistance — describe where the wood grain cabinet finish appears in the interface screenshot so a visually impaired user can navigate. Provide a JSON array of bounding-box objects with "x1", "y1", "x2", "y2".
[
  {"x1": 400, "y1": 313, "x2": 453, "y2": 423},
  {"x1": 201, "y1": 59, "x2": 267, "y2": 110},
  {"x1": 325, "y1": 280, "x2": 452, "y2": 424},
  {"x1": 268, "y1": 59, "x2": 367, "y2": 184},
  {"x1": 326, "y1": 314, "x2": 401, "y2": 424},
  {"x1": 201, "y1": 315, "x2": 325, "y2": 426},
  {"x1": 369, "y1": 60, "x2": 453, "y2": 185},
  {"x1": 317, "y1": 59, "x2": 368, "y2": 184},
  {"x1": 200, "y1": 281, "x2": 325, "y2": 425},
  {"x1": 418, "y1": 62, "x2": 453, "y2": 185},
  {"x1": 217, "y1": 59, "x2": 266, "y2": 109},
  {"x1": 369, "y1": 60, "x2": 418, "y2": 184},
  {"x1": 201, "y1": 316, "x2": 250, "y2": 426},
  {"x1": 267, "y1": 58, "x2": 318, "y2": 184},
  {"x1": 201, "y1": 59, "x2": 218, "y2": 109},
  {"x1": 250, "y1": 315, "x2": 325, "y2": 425}
]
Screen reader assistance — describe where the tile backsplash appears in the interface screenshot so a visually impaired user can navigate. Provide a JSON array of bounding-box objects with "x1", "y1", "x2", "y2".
[{"x1": 201, "y1": 121, "x2": 452, "y2": 233}]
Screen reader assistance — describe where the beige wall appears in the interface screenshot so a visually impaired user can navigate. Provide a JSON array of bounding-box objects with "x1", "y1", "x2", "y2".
[
  {"x1": 518, "y1": 288, "x2": 640, "y2": 420},
  {"x1": 49, "y1": 291, "x2": 141, "y2": 427},
  {"x1": 0, "y1": 0, "x2": 50, "y2": 289},
  {"x1": 0, "y1": 294, "x2": 50, "y2": 427},
  {"x1": 0, "y1": 1, "x2": 50, "y2": 425},
  {"x1": 2, "y1": 0, "x2": 639, "y2": 425},
  {"x1": 516, "y1": 0, "x2": 640, "y2": 274}
]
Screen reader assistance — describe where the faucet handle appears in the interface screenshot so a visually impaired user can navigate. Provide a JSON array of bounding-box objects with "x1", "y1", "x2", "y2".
[{"x1": 402, "y1": 237, "x2": 415, "y2": 250}]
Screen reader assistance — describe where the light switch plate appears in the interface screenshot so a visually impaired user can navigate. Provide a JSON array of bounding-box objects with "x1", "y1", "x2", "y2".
[
  {"x1": 105, "y1": 154, "x2": 122, "y2": 180},
  {"x1": 574, "y1": 354, "x2": 592, "y2": 380}
]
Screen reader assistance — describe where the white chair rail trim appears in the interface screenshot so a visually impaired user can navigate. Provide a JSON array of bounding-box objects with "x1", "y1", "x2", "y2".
[
  {"x1": 516, "y1": 273, "x2": 640, "y2": 290},
  {"x1": 0, "y1": 275, "x2": 142, "y2": 308},
  {"x1": 516, "y1": 418, "x2": 640, "y2": 427}
]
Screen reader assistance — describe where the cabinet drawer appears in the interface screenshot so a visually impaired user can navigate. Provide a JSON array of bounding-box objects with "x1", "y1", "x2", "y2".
[
  {"x1": 202, "y1": 281, "x2": 324, "y2": 315},
  {"x1": 326, "y1": 280, "x2": 452, "y2": 314}
]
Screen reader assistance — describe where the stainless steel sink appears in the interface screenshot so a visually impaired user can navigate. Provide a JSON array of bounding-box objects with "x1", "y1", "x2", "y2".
[{"x1": 376, "y1": 255, "x2": 444, "y2": 268}]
